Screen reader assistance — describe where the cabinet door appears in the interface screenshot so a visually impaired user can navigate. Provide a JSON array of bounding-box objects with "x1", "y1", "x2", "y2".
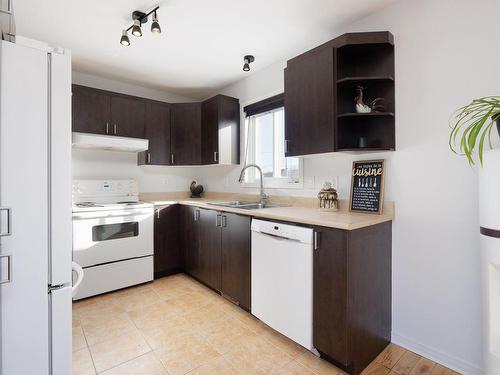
[
  {"x1": 170, "y1": 103, "x2": 202, "y2": 165},
  {"x1": 139, "y1": 101, "x2": 171, "y2": 165},
  {"x1": 153, "y1": 205, "x2": 180, "y2": 278},
  {"x1": 110, "y1": 95, "x2": 145, "y2": 138},
  {"x1": 201, "y1": 97, "x2": 219, "y2": 165},
  {"x1": 284, "y1": 47, "x2": 335, "y2": 156},
  {"x1": 221, "y1": 213, "x2": 251, "y2": 310},
  {"x1": 198, "y1": 208, "x2": 221, "y2": 290},
  {"x1": 183, "y1": 206, "x2": 200, "y2": 279},
  {"x1": 72, "y1": 85, "x2": 110, "y2": 135},
  {"x1": 313, "y1": 226, "x2": 349, "y2": 366}
]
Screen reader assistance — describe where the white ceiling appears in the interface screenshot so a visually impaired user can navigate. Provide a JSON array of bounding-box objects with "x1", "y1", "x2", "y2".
[{"x1": 14, "y1": 0, "x2": 395, "y2": 99}]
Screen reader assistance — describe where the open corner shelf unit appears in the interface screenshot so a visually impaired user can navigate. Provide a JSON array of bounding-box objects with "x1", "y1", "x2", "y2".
[
  {"x1": 335, "y1": 34, "x2": 395, "y2": 151},
  {"x1": 284, "y1": 31, "x2": 396, "y2": 157}
]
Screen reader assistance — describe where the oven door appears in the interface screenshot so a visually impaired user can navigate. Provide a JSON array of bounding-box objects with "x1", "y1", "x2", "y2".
[{"x1": 72, "y1": 207, "x2": 154, "y2": 267}]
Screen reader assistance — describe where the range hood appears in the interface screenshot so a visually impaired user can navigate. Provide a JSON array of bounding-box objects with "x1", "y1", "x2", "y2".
[{"x1": 72, "y1": 132, "x2": 149, "y2": 152}]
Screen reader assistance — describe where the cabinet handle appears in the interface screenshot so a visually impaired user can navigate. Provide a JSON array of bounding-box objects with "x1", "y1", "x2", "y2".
[
  {"x1": 155, "y1": 208, "x2": 160, "y2": 219},
  {"x1": 313, "y1": 231, "x2": 321, "y2": 250},
  {"x1": 194, "y1": 209, "x2": 200, "y2": 221},
  {"x1": 105, "y1": 123, "x2": 110, "y2": 134},
  {"x1": 147, "y1": 152, "x2": 151, "y2": 164},
  {"x1": 214, "y1": 151, "x2": 218, "y2": 162},
  {"x1": 0, "y1": 255, "x2": 12, "y2": 284},
  {"x1": 284, "y1": 140, "x2": 289, "y2": 154},
  {"x1": 222, "y1": 215, "x2": 227, "y2": 228},
  {"x1": 171, "y1": 154, "x2": 175, "y2": 165},
  {"x1": 0, "y1": 208, "x2": 12, "y2": 236},
  {"x1": 113, "y1": 124, "x2": 117, "y2": 135},
  {"x1": 216, "y1": 214, "x2": 221, "y2": 227}
]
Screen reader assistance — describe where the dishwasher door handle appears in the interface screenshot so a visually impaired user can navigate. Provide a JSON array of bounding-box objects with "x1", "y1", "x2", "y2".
[{"x1": 254, "y1": 231, "x2": 301, "y2": 242}]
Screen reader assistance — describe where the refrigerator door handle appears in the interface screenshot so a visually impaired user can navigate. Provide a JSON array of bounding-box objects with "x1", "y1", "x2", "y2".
[
  {"x1": 71, "y1": 261, "x2": 84, "y2": 297},
  {"x1": 0, "y1": 207, "x2": 12, "y2": 236},
  {"x1": 0, "y1": 255, "x2": 12, "y2": 284}
]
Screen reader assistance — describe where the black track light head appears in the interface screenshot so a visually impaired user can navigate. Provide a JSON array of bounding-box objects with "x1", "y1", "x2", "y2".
[
  {"x1": 132, "y1": 19, "x2": 142, "y2": 37},
  {"x1": 151, "y1": 12, "x2": 161, "y2": 34},
  {"x1": 243, "y1": 55, "x2": 255, "y2": 72},
  {"x1": 120, "y1": 30, "x2": 130, "y2": 46}
]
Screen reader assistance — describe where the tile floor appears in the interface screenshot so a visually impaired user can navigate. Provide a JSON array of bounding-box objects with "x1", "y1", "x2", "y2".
[{"x1": 72, "y1": 273, "x2": 461, "y2": 375}]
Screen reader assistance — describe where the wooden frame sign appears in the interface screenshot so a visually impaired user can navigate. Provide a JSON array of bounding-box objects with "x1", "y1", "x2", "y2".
[{"x1": 349, "y1": 159, "x2": 385, "y2": 214}]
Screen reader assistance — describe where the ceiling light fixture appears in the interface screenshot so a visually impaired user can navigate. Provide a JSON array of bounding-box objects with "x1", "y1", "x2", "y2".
[
  {"x1": 243, "y1": 55, "x2": 255, "y2": 72},
  {"x1": 151, "y1": 11, "x2": 161, "y2": 34},
  {"x1": 120, "y1": 30, "x2": 130, "y2": 46},
  {"x1": 131, "y1": 19, "x2": 142, "y2": 37},
  {"x1": 120, "y1": 6, "x2": 161, "y2": 46}
]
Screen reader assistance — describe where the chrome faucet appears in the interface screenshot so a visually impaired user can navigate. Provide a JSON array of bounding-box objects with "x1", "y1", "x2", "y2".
[{"x1": 238, "y1": 164, "x2": 268, "y2": 205}]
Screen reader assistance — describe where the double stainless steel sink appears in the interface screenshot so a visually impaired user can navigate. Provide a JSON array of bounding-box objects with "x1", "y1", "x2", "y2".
[{"x1": 207, "y1": 200, "x2": 288, "y2": 210}]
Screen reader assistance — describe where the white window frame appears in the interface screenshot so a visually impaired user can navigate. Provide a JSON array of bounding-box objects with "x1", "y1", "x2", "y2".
[{"x1": 242, "y1": 106, "x2": 303, "y2": 189}]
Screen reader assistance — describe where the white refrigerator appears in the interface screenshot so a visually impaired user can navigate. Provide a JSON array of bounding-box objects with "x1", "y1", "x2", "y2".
[
  {"x1": 0, "y1": 37, "x2": 73, "y2": 374},
  {"x1": 479, "y1": 149, "x2": 500, "y2": 375}
]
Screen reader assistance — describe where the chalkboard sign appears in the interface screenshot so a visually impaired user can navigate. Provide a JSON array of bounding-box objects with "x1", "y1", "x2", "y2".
[{"x1": 349, "y1": 159, "x2": 385, "y2": 214}]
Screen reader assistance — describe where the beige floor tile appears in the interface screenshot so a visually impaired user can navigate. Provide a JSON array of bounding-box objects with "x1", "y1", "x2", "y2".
[
  {"x1": 72, "y1": 347, "x2": 96, "y2": 375},
  {"x1": 82, "y1": 315, "x2": 137, "y2": 346},
  {"x1": 296, "y1": 351, "x2": 345, "y2": 375},
  {"x1": 73, "y1": 325, "x2": 87, "y2": 352},
  {"x1": 409, "y1": 358, "x2": 436, "y2": 375},
  {"x1": 112, "y1": 288, "x2": 161, "y2": 312},
  {"x1": 154, "y1": 333, "x2": 220, "y2": 375},
  {"x1": 100, "y1": 352, "x2": 168, "y2": 375},
  {"x1": 128, "y1": 300, "x2": 181, "y2": 329},
  {"x1": 392, "y1": 351, "x2": 421, "y2": 375},
  {"x1": 224, "y1": 335, "x2": 294, "y2": 374},
  {"x1": 270, "y1": 360, "x2": 316, "y2": 374},
  {"x1": 89, "y1": 330, "x2": 151, "y2": 373},
  {"x1": 257, "y1": 325, "x2": 306, "y2": 359},
  {"x1": 140, "y1": 316, "x2": 197, "y2": 349},
  {"x1": 429, "y1": 364, "x2": 460, "y2": 375},
  {"x1": 183, "y1": 302, "x2": 230, "y2": 332},
  {"x1": 376, "y1": 344, "x2": 406, "y2": 369},
  {"x1": 201, "y1": 316, "x2": 259, "y2": 354},
  {"x1": 361, "y1": 363, "x2": 391, "y2": 375},
  {"x1": 187, "y1": 355, "x2": 240, "y2": 375}
]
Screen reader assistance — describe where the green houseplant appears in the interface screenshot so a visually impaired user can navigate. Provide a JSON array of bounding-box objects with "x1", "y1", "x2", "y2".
[{"x1": 449, "y1": 96, "x2": 500, "y2": 165}]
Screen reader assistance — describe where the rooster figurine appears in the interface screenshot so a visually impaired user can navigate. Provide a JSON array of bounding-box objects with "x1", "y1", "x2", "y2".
[{"x1": 190, "y1": 181, "x2": 204, "y2": 198}]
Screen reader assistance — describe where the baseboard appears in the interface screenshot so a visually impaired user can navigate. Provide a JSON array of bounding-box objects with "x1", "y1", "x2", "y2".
[{"x1": 392, "y1": 332, "x2": 482, "y2": 375}]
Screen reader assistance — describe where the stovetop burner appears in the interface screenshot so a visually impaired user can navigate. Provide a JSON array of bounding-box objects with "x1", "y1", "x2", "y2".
[{"x1": 116, "y1": 201, "x2": 140, "y2": 205}]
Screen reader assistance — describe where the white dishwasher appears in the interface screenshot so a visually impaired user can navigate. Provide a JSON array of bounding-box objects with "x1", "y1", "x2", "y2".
[{"x1": 251, "y1": 219, "x2": 314, "y2": 350}]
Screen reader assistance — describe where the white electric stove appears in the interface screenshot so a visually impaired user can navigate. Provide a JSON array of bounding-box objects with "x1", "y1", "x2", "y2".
[{"x1": 72, "y1": 179, "x2": 154, "y2": 300}]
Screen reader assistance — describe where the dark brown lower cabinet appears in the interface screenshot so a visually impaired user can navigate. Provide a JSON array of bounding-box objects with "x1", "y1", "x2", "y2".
[
  {"x1": 313, "y1": 221, "x2": 392, "y2": 375},
  {"x1": 178, "y1": 206, "x2": 251, "y2": 308},
  {"x1": 197, "y1": 208, "x2": 222, "y2": 291},
  {"x1": 221, "y1": 213, "x2": 251, "y2": 310},
  {"x1": 153, "y1": 205, "x2": 181, "y2": 278}
]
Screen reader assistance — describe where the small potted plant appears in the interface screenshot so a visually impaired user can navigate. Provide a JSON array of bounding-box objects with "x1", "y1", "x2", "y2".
[{"x1": 449, "y1": 96, "x2": 500, "y2": 165}]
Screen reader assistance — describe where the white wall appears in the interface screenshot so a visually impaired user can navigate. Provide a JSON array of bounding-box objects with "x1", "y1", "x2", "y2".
[
  {"x1": 205, "y1": 0, "x2": 500, "y2": 373},
  {"x1": 71, "y1": 72, "x2": 203, "y2": 192}
]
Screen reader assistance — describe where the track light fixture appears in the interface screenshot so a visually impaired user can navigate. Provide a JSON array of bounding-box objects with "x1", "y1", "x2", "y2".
[
  {"x1": 151, "y1": 11, "x2": 161, "y2": 34},
  {"x1": 120, "y1": 30, "x2": 131, "y2": 46},
  {"x1": 120, "y1": 6, "x2": 161, "y2": 46},
  {"x1": 243, "y1": 55, "x2": 255, "y2": 72}
]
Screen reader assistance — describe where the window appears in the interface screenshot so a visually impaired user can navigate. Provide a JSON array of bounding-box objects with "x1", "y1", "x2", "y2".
[{"x1": 244, "y1": 106, "x2": 302, "y2": 187}]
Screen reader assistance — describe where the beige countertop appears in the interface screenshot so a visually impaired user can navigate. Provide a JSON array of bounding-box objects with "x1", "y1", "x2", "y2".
[{"x1": 141, "y1": 192, "x2": 394, "y2": 231}]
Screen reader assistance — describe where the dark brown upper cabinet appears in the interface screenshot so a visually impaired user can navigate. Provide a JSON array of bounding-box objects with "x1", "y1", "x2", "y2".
[
  {"x1": 284, "y1": 31, "x2": 395, "y2": 156},
  {"x1": 170, "y1": 103, "x2": 202, "y2": 165},
  {"x1": 201, "y1": 95, "x2": 240, "y2": 165},
  {"x1": 110, "y1": 95, "x2": 145, "y2": 138},
  {"x1": 285, "y1": 47, "x2": 336, "y2": 156},
  {"x1": 138, "y1": 101, "x2": 171, "y2": 166},
  {"x1": 72, "y1": 85, "x2": 111, "y2": 135},
  {"x1": 72, "y1": 84, "x2": 145, "y2": 138},
  {"x1": 313, "y1": 222, "x2": 392, "y2": 375}
]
